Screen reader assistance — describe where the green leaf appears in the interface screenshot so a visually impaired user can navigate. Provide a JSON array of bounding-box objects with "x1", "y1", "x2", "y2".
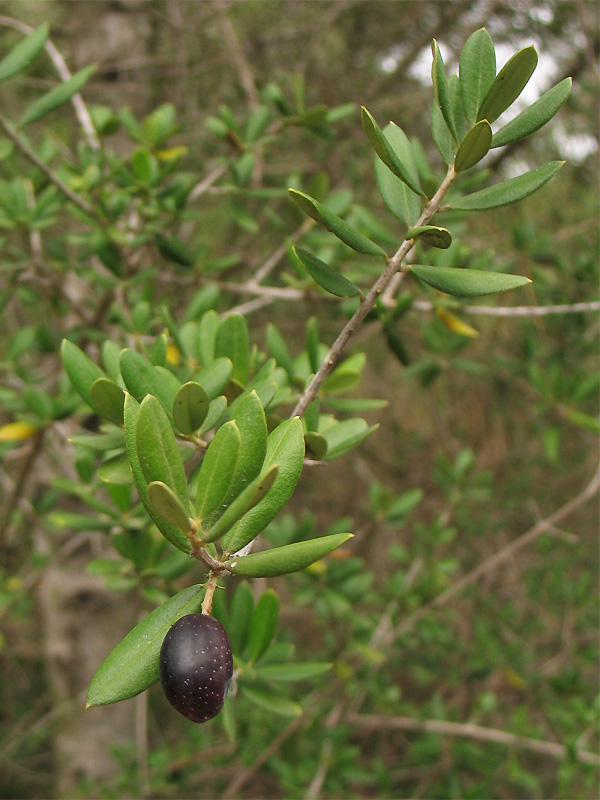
[
  {"x1": 155, "y1": 232, "x2": 195, "y2": 268},
  {"x1": 173, "y1": 381, "x2": 209, "y2": 434},
  {"x1": 454, "y1": 119, "x2": 492, "y2": 171},
  {"x1": 225, "y1": 532, "x2": 353, "y2": 578},
  {"x1": 449, "y1": 161, "x2": 563, "y2": 210},
  {"x1": 410, "y1": 264, "x2": 531, "y2": 296},
  {"x1": 61, "y1": 339, "x2": 106, "y2": 409},
  {"x1": 228, "y1": 582, "x2": 254, "y2": 655},
  {"x1": 20, "y1": 64, "x2": 96, "y2": 126},
  {"x1": 86, "y1": 584, "x2": 205, "y2": 707},
  {"x1": 248, "y1": 589, "x2": 280, "y2": 662},
  {"x1": 135, "y1": 395, "x2": 190, "y2": 513},
  {"x1": 221, "y1": 418, "x2": 305, "y2": 555},
  {"x1": 492, "y1": 77, "x2": 572, "y2": 147},
  {"x1": 119, "y1": 348, "x2": 179, "y2": 421},
  {"x1": 373, "y1": 123, "x2": 422, "y2": 226},
  {"x1": 293, "y1": 246, "x2": 361, "y2": 298},
  {"x1": 252, "y1": 662, "x2": 332, "y2": 682},
  {"x1": 227, "y1": 390, "x2": 268, "y2": 501},
  {"x1": 431, "y1": 97, "x2": 456, "y2": 166},
  {"x1": 361, "y1": 108, "x2": 424, "y2": 197},
  {"x1": 406, "y1": 225, "x2": 452, "y2": 249},
  {"x1": 190, "y1": 358, "x2": 233, "y2": 400},
  {"x1": 97, "y1": 454, "x2": 132, "y2": 486},
  {"x1": 195, "y1": 420, "x2": 242, "y2": 519},
  {"x1": 214, "y1": 313, "x2": 251, "y2": 386},
  {"x1": 0, "y1": 23, "x2": 49, "y2": 83},
  {"x1": 147, "y1": 481, "x2": 192, "y2": 532},
  {"x1": 241, "y1": 685, "x2": 301, "y2": 717},
  {"x1": 89, "y1": 378, "x2": 125, "y2": 426},
  {"x1": 431, "y1": 40, "x2": 458, "y2": 142},
  {"x1": 266, "y1": 323, "x2": 295, "y2": 380},
  {"x1": 322, "y1": 419, "x2": 378, "y2": 460},
  {"x1": 124, "y1": 394, "x2": 190, "y2": 553},
  {"x1": 289, "y1": 189, "x2": 387, "y2": 256},
  {"x1": 477, "y1": 45, "x2": 538, "y2": 123},
  {"x1": 202, "y1": 465, "x2": 279, "y2": 544},
  {"x1": 459, "y1": 28, "x2": 496, "y2": 126},
  {"x1": 304, "y1": 431, "x2": 328, "y2": 460},
  {"x1": 305, "y1": 316, "x2": 321, "y2": 374},
  {"x1": 200, "y1": 395, "x2": 227, "y2": 434}
]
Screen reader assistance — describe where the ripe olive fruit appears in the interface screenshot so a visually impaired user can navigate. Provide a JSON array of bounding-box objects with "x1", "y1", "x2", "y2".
[{"x1": 159, "y1": 614, "x2": 233, "y2": 723}]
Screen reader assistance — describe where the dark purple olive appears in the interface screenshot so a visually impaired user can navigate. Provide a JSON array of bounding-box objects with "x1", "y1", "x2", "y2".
[{"x1": 159, "y1": 614, "x2": 233, "y2": 723}]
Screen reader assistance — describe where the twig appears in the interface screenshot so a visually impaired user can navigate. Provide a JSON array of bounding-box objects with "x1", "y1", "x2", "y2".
[
  {"x1": 395, "y1": 462, "x2": 600, "y2": 639},
  {"x1": 345, "y1": 713, "x2": 600, "y2": 767},
  {"x1": 292, "y1": 165, "x2": 457, "y2": 418},
  {"x1": 410, "y1": 299, "x2": 600, "y2": 317},
  {"x1": 222, "y1": 712, "x2": 308, "y2": 799},
  {"x1": 211, "y1": 0, "x2": 259, "y2": 110},
  {"x1": 0, "y1": 114, "x2": 97, "y2": 218},
  {"x1": 0, "y1": 16, "x2": 99, "y2": 149},
  {"x1": 189, "y1": 164, "x2": 229, "y2": 202},
  {"x1": 252, "y1": 219, "x2": 313, "y2": 284}
]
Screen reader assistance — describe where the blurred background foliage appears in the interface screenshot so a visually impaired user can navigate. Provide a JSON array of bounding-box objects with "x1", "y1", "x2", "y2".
[{"x1": 0, "y1": 1, "x2": 598, "y2": 798}]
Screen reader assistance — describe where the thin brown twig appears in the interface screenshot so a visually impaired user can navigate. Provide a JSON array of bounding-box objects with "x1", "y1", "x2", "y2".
[
  {"x1": 292, "y1": 165, "x2": 457, "y2": 418},
  {"x1": 345, "y1": 713, "x2": 600, "y2": 767},
  {"x1": 222, "y1": 712, "x2": 308, "y2": 799},
  {"x1": 411, "y1": 299, "x2": 600, "y2": 317},
  {"x1": 0, "y1": 16, "x2": 100, "y2": 149},
  {"x1": 395, "y1": 461, "x2": 600, "y2": 640},
  {"x1": 0, "y1": 115, "x2": 97, "y2": 218}
]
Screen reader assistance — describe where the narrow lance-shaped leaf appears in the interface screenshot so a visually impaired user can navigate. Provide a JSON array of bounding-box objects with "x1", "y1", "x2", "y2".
[
  {"x1": 410, "y1": 265, "x2": 531, "y2": 297},
  {"x1": 135, "y1": 395, "x2": 191, "y2": 514},
  {"x1": 86, "y1": 584, "x2": 206, "y2": 707},
  {"x1": 406, "y1": 225, "x2": 452, "y2": 249},
  {"x1": 0, "y1": 23, "x2": 49, "y2": 83},
  {"x1": 373, "y1": 122, "x2": 422, "y2": 226},
  {"x1": 477, "y1": 46, "x2": 538, "y2": 123},
  {"x1": 322, "y1": 418, "x2": 379, "y2": 461},
  {"x1": 361, "y1": 107, "x2": 424, "y2": 196},
  {"x1": 224, "y1": 390, "x2": 268, "y2": 506},
  {"x1": 448, "y1": 161, "x2": 564, "y2": 211},
  {"x1": 227, "y1": 582, "x2": 254, "y2": 655},
  {"x1": 225, "y1": 532, "x2": 353, "y2": 578},
  {"x1": 242, "y1": 685, "x2": 301, "y2": 718},
  {"x1": 221, "y1": 417, "x2": 305, "y2": 555},
  {"x1": 214, "y1": 313, "x2": 251, "y2": 386},
  {"x1": 248, "y1": 589, "x2": 280, "y2": 663},
  {"x1": 20, "y1": 64, "x2": 96, "y2": 126},
  {"x1": 195, "y1": 420, "x2": 242, "y2": 519},
  {"x1": 431, "y1": 40, "x2": 459, "y2": 142},
  {"x1": 124, "y1": 394, "x2": 190, "y2": 553},
  {"x1": 374, "y1": 154, "x2": 421, "y2": 227},
  {"x1": 454, "y1": 119, "x2": 492, "y2": 172},
  {"x1": 431, "y1": 97, "x2": 456, "y2": 166},
  {"x1": 90, "y1": 378, "x2": 125, "y2": 426},
  {"x1": 492, "y1": 77, "x2": 572, "y2": 148},
  {"x1": 173, "y1": 381, "x2": 209, "y2": 434},
  {"x1": 288, "y1": 189, "x2": 387, "y2": 256},
  {"x1": 61, "y1": 339, "x2": 106, "y2": 409},
  {"x1": 293, "y1": 246, "x2": 361, "y2": 298},
  {"x1": 120, "y1": 347, "x2": 180, "y2": 422},
  {"x1": 201, "y1": 465, "x2": 279, "y2": 544},
  {"x1": 147, "y1": 481, "x2": 193, "y2": 533},
  {"x1": 459, "y1": 28, "x2": 496, "y2": 126}
]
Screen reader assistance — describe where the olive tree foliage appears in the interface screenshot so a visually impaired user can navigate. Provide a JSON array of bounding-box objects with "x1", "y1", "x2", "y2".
[{"x1": 0, "y1": 3, "x2": 598, "y2": 797}]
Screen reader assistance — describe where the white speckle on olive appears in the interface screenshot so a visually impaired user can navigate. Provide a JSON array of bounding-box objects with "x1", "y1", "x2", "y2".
[{"x1": 159, "y1": 614, "x2": 233, "y2": 723}]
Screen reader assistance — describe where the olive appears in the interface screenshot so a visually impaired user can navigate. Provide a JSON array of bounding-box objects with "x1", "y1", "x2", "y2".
[{"x1": 159, "y1": 614, "x2": 233, "y2": 723}]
